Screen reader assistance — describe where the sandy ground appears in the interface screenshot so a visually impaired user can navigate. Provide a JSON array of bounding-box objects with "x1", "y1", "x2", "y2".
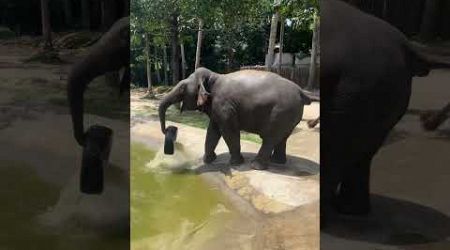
[
  {"x1": 322, "y1": 70, "x2": 450, "y2": 249},
  {"x1": 131, "y1": 91, "x2": 320, "y2": 249}
]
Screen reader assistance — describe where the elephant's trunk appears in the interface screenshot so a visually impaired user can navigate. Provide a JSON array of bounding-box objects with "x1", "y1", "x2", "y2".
[
  {"x1": 159, "y1": 85, "x2": 183, "y2": 134},
  {"x1": 67, "y1": 62, "x2": 99, "y2": 146}
]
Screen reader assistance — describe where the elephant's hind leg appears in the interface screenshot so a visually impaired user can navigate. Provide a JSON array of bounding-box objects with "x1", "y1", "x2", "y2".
[
  {"x1": 271, "y1": 137, "x2": 287, "y2": 164},
  {"x1": 336, "y1": 156, "x2": 372, "y2": 215},
  {"x1": 251, "y1": 136, "x2": 283, "y2": 170}
]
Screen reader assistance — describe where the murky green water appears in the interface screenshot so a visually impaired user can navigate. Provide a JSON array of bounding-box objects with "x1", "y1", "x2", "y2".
[
  {"x1": 131, "y1": 142, "x2": 234, "y2": 250},
  {"x1": 0, "y1": 162, "x2": 128, "y2": 249}
]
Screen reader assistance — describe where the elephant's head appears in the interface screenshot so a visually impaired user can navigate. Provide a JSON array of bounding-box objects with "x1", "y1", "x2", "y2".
[{"x1": 159, "y1": 67, "x2": 215, "y2": 134}]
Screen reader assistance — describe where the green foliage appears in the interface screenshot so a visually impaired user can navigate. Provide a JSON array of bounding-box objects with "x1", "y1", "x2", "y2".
[{"x1": 131, "y1": 0, "x2": 316, "y2": 87}]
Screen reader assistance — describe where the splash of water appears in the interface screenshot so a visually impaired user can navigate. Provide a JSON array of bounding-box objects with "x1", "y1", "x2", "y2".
[{"x1": 145, "y1": 142, "x2": 197, "y2": 174}]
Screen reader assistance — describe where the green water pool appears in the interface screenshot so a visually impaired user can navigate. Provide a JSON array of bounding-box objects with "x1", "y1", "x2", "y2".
[
  {"x1": 131, "y1": 142, "x2": 234, "y2": 249},
  {"x1": 0, "y1": 162, "x2": 129, "y2": 249}
]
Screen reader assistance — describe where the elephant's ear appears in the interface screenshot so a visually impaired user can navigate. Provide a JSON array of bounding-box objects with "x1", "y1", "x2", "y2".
[
  {"x1": 195, "y1": 69, "x2": 212, "y2": 107},
  {"x1": 197, "y1": 88, "x2": 209, "y2": 106}
]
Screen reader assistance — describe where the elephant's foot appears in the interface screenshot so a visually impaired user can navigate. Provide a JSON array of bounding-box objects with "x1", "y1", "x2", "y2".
[
  {"x1": 251, "y1": 159, "x2": 269, "y2": 170},
  {"x1": 203, "y1": 152, "x2": 217, "y2": 164},
  {"x1": 229, "y1": 154, "x2": 244, "y2": 166},
  {"x1": 270, "y1": 153, "x2": 287, "y2": 164}
]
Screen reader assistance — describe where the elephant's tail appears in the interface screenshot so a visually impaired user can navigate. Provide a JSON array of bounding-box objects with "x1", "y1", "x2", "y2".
[
  {"x1": 420, "y1": 103, "x2": 450, "y2": 131},
  {"x1": 406, "y1": 41, "x2": 450, "y2": 76},
  {"x1": 300, "y1": 89, "x2": 320, "y2": 105}
]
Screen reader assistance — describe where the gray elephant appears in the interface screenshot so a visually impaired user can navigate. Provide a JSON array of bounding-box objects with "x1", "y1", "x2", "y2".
[
  {"x1": 158, "y1": 68, "x2": 318, "y2": 170},
  {"x1": 67, "y1": 16, "x2": 129, "y2": 146},
  {"x1": 321, "y1": 0, "x2": 450, "y2": 220}
]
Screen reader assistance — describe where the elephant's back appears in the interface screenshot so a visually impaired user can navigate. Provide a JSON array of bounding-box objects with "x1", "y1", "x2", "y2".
[
  {"x1": 226, "y1": 70, "x2": 300, "y2": 90},
  {"x1": 222, "y1": 70, "x2": 303, "y2": 113}
]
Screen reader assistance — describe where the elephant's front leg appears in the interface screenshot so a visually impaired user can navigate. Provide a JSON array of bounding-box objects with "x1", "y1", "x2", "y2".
[
  {"x1": 203, "y1": 121, "x2": 221, "y2": 164},
  {"x1": 220, "y1": 127, "x2": 244, "y2": 166}
]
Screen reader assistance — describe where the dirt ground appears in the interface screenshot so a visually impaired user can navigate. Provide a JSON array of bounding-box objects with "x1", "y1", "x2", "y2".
[{"x1": 322, "y1": 69, "x2": 450, "y2": 249}]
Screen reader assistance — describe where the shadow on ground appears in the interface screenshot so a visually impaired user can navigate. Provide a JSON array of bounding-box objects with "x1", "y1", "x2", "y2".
[
  {"x1": 194, "y1": 152, "x2": 319, "y2": 177},
  {"x1": 323, "y1": 194, "x2": 450, "y2": 246}
]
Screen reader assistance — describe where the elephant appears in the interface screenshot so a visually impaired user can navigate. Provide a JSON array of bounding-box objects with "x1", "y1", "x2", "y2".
[
  {"x1": 321, "y1": 0, "x2": 450, "y2": 220},
  {"x1": 158, "y1": 67, "x2": 318, "y2": 170},
  {"x1": 67, "y1": 16, "x2": 130, "y2": 146}
]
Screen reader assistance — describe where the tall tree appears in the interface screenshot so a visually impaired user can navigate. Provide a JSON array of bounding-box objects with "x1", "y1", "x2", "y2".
[
  {"x1": 163, "y1": 45, "x2": 168, "y2": 85},
  {"x1": 40, "y1": 0, "x2": 52, "y2": 49},
  {"x1": 180, "y1": 43, "x2": 187, "y2": 78},
  {"x1": 195, "y1": 18, "x2": 204, "y2": 69},
  {"x1": 266, "y1": 1, "x2": 281, "y2": 69},
  {"x1": 170, "y1": 14, "x2": 180, "y2": 84},
  {"x1": 420, "y1": 0, "x2": 440, "y2": 41},
  {"x1": 123, "y1": 0, "x2": 130, "y2": 16},
  {"x1": 278, "y1": 17, "x2": 285, "y2": 73},
  {"x1": 81, "y1": 0, "x2": 90, "y2": 29},
  {"x1": 154, "y1": 46, "x2": 162, "y2": 84},
  {"x1": 101, "y1": 0, "x2": 117, "y2": 31},
  {"x1": 145, "y1": 34, "x2": 153, "y2": 94},
  {"x1": 62, "y1": 0, "x2": 73, "y2": 27},
  {"x1": 307, "y1": 12, "x2": 319, "y2": 90}
]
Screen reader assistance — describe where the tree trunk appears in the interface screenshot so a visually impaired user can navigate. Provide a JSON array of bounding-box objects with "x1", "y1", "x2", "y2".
[
  {"x1": 40, "y1": 0, "x2": 52, "y2": 49},
  {"x1": 382, "y1": 0, "x2": 388, "y2": 20},
  {"x1": 180, "y1": 43, "x2": 187, "y2": 79},
  {"x1": 62, "y1": 0, "x2": 73, "y2": 27},
  {"x1": 154, "y1": 46, "x2": 162, "y2": 84},
  {"x1": 307, "y1": 13, "x2": 319, "y2": 90},
  {"x1": 265, "y1": 6, "x2": 280, "y2": 69},
  {"x1": 146, "y1": 34, "x2": 153, "y2": 93},
  {"x1": 278, "y1": 18, "x2": 284, "y2": 74},
  {"x1": 123, "y1": 0, "x2": 130, "y2": 17},
  {"x1": 101, "y1": 0, "x2": 117, "y2": 31},
  {"x1": 170, "y1": 14, "x2": 180, "y2": 85},
  {"x1": 163, "y1": 45, "x2": 168, "y2": 86},
  {"x1": 226, "y1": 47, "x2": 235, "y2": 73},
  {"x1": 420, "y1": 0, "x2": 440, "y2": 41},
  {"x1": 81, "y1": 0, "x2": 90, "y2": 29},
  {"x1": 195, "y1": 18, "x2": 204, "y2": 69}
]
